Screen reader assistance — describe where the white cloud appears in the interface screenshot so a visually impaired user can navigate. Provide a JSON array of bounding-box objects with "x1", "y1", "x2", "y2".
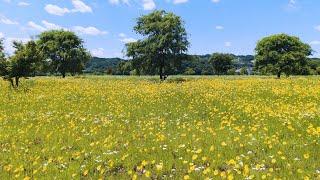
[
  {"x1": 71, "y1": 0, "x2": 92, "y2": 13},
  {"x1": 119, "y1": 33, "x2": 126, "y2": 38},
  {"x1": 73, "y1": 26, "x2": 108, "y2": 36},
  {"x1": 315, "y1": 25, "x2": 320, "y2": 32},
  {"x1": 42, "y1": 20, "x2": 65, "y2": 30},
  {"x1": 26, "y1": 21, "x2": 107, "y2": 36},
  {"x1": 173, "y1": 0, "x2": 188, "y2": 4},
  {"x1": 0, "y1": 15, "x2": 18, "y2": 25},
  {"x1": 91, "y1": 48, "x2": 105, "y2": 57},
  {"x1": 5, "y1": 37, "x2": 30, "y2": 44},
  {"x1": 28, "y1": 21, "x2": 66, "y2": 32},
  {"x1": 121, "y1": 37, "x2": 137, "y2": 43},
  {"x1": 118, "y1": 33, "x2": 137, "y2": 43},
  {"x1": 18, "y1": 1, "x2": 30, "y2": 6},
  {"x1": 224, "y1": 41, "x2": 231, "y2": 47},
  {"x1": 142, "y1": 0, "x2": 156, "y2": 10},
  {"x1": 108, "y1": 0, "x2": 154, "y2": 10},
  {"x1": 288, "y1": 0, "x2": 296, "y2": 8},
  {"x1": 310, "y1": 41, "x2": 320, "y2": 45},
  {"x1": 45, "y1": 0, "x2": 92, "y2": 16},
  {"x1": 0, "y1": 32, "x2": 4, "y2": 39},
  {"x1": 28, "y1": 21, "x2": 47, "y2": 31},
  {"x1": 45, "y1": 4, "x2": 70, "y2": 16},
  {"x1": 109, "y1": 0, "x2": 129, "y2": 5},
  {"x1": 212, "y1": 0, "x2": 220, "y2": 3},
  {"x1": 285, "y1": 0, "x2": 300, "y2": 11},
  {"x1": 215, "y1": 25, "x2": 224, "y2": 30},
  {"x1": 109, "y1": 0, "x2": 119, "y2": 4}
]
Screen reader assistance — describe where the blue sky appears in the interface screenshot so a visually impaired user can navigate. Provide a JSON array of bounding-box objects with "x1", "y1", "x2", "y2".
[{"x1": 1, "y1": 0, "x2": 320, "y2": 58}]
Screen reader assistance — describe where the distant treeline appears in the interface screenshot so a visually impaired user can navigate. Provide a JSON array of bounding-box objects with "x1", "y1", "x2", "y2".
[
  {"x1": 2, "y1": 10, "x2": 320, "y2": 87},
  {"x1": 85, "y1": 55, "x2": 320, "y2": 76}
]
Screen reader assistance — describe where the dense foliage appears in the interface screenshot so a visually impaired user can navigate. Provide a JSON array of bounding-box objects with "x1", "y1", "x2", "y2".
[
  {"x1": 84, "y1": 57, "x2": 123, "y2": 75},
  {"x1": 209, "y1": 53, "x2": 235, "y2": 75},
  {"x1": 1, "y1": 30, "x2": 91, "y2": 86},
  {"x1": 84, "y1": 55, "x2": 320, "y2": 76},
  {"x1": 37, "y1": 30, "x2": 91, "y2": 78},
  {"x1": 0, "y1": 39, "x2": 6, "y2": 75},
  {"x1": 84, "y1": 55, "x2": 255, "y2": 76},
  {"x1": 126, "y1": 10, "x2": 189, "y2": 80},
  {"x1": 255, "y1": 34, "x2": 312, "y2": 78},
  {"x1": 0, "y1": 40, "x2": 42, "y2": 87}
]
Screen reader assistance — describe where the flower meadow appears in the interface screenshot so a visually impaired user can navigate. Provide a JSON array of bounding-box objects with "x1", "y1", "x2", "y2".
[{"x1": 0, "y1": 76, "x2": 319, "y2": 179}]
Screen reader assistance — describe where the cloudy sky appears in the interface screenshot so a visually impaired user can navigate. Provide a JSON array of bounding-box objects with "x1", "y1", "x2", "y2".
[{"x1": 1, "y1": 0, "x2": 320, "y2": 57}]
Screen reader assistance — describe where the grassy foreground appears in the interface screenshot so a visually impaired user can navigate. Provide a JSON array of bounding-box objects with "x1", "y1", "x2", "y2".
[{"x1": 0, "y1": 76, "x2": 319, "y2": 179}]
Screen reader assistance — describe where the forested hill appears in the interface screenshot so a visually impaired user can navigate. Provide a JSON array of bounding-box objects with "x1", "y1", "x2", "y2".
[
  {"x1": 84, "y1": 57, "x2": 123, "y2": 74},
  {"x1": 84, "y1": 56, "x2": 320, "y2": 75},
  {"x1": 84, "y1": 55, "x2": 255, "y2": 75}
]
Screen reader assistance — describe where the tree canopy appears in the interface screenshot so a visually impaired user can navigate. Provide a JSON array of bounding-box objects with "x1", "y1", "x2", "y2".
[
  {"x1": 0, "y1": 39, "x2": 6, "y2": 76},
  {"x1": 255, "y1": 34, "x2": 312, "y2": 78},
  {"x1": 126, "y1": 10, "x2": 189, "y2": 80},
  {"x1": 0, "y1": 30, "x2": 92, "y2": 87},
  {"x1": 209, "y1": 53, "x2": 235, "y2": 75},
  {"x1": 37, "y1": 30, "x2": 91, "y2": 78},
  {"x1": 0, "y1": 40, "x2": 42, "y2": 87}
]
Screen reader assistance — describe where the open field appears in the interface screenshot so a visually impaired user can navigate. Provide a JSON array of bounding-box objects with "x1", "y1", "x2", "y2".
[{"x1": 0, "y1": 76, "x2": 319, "y2": 179}]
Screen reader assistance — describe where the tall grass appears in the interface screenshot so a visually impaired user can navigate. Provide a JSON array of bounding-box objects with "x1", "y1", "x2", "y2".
[{"x1": 0, "y1": 76, "x2": 319, "y2": 179}]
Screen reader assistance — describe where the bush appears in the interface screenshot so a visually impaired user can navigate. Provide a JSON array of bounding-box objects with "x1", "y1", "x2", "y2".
[
  {"x1": 240, "y1": 67, "x2": 248, "y2": 75},
  {"x1": 227, "y1": 68, "x2": 236, "y2": 75},
  {"x1": 166, "y1": 77, "x2": 187, "y2": 83},
  {"x1": 184, "y1": 68, "x2": 196, "y2": 75},
  {"x1": 130, "y1": 69, "x2": 138, "y2": 76}
]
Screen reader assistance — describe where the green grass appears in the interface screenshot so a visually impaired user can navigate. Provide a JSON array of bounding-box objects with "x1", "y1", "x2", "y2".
[{"x1": 0, "y1": 76, "x2": 319, "y2": 179}]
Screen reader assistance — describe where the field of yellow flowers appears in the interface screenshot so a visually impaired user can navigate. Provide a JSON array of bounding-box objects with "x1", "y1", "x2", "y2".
[{"x1": 0, "y1": 76, "x2": 319, "y2": 179}]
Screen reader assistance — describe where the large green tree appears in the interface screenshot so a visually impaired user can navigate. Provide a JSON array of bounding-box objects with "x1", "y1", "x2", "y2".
[
  {"x1": 255, "y1": 34, "x2": 312, "y2": 78},
  {"x1": 126, "y1": 10, "x2": 189, "y2": 80},
  {"x1": 209, "y1": 53, "x2": 234, "y2": 75},
  {"x1": 0, "y1": 39, "x2": 4, "y2": 58},
  {"x1": 1, "y1": 40, "x2": 42, "y2": 87},
  {"x1": 0, "y1": 39, "x2": 6, "y2": 75},
  {"x1": 37, "y1": 30, "x2": 91, "y2": 78}
]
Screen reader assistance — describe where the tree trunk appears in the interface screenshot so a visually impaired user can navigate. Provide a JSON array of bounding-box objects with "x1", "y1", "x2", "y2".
[
  {"x1": 15, "y1": 77, "x2": 19, "y2": 87},
  {"x1": 159, "y1": 55, "x2": 165, "y2": 81},
  {"x1": 9, "y1": 78, "x2": 14, "y2": 87},
  {"x1": 159, "y1": 66, "x2": 163, "y2": 80},
  {"x1": 62, "y1": 72, "x2": 66, "y2": 78},
  {"x1": 277, "y1": 72, "x2": 281, "y2": 79}
]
